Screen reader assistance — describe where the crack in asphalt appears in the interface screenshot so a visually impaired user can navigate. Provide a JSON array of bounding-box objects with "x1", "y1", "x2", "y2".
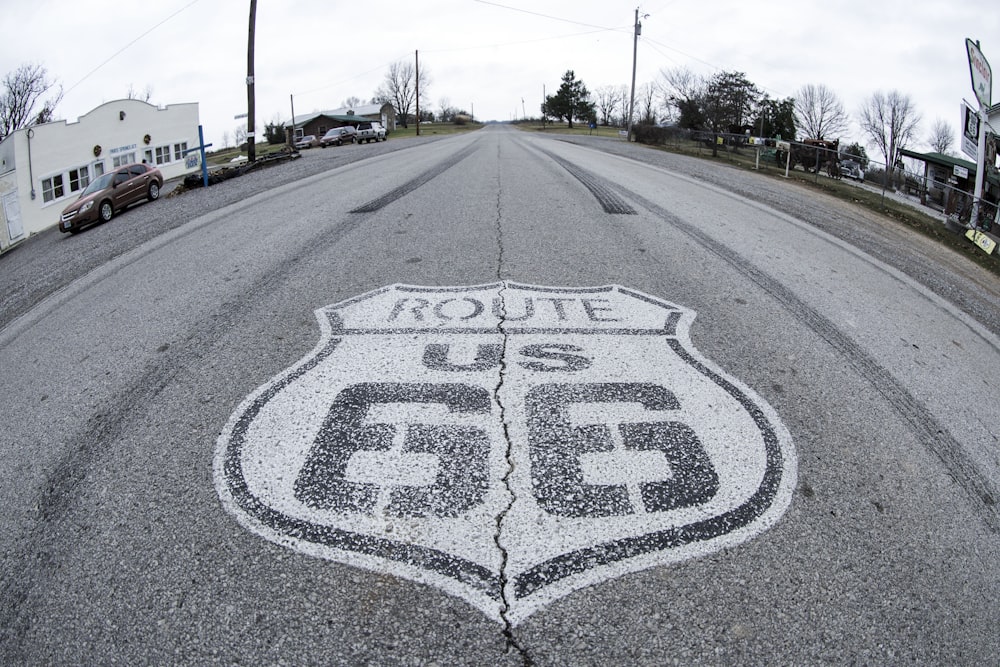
[{"x1": 492, "y1": 141, "x2": 533, "y2": 665}]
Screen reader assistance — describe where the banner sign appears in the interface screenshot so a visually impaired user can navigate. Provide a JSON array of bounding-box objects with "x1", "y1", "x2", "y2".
[{"x1": 966, "y1": 39, "x2": 992, "y2": 108}]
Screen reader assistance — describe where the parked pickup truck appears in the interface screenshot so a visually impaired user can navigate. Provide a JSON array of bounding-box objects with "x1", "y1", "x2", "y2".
[{"x1": 356, "y1": 121, "x2": 387, "y2": 143}]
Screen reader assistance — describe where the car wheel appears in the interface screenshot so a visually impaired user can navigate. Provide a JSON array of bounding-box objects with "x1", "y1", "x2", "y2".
[
  {"x1": 147, "y1": 182, "x2": 160, "y2": 201},
  {"x1": 99, "y1": 201, "x2": 114, "y2": 223}
]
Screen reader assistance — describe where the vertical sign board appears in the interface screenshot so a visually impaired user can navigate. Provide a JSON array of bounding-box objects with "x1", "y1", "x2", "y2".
[
  {"x1": 216, "y1": 283, "x2": 797, "y2": 624},
  {"x1": 966, "y1": 39, "x2": 992, "y2": 220},
  {"x1": 961, "y1": 101, "x2": 979, "y2": 160},
  {"x1": 967, "y1": 39, "x2": 993, "y2": 108}
]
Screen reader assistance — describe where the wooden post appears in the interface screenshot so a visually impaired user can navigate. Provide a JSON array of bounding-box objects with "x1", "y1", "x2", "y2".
[
  {"x1": 247, "y1": 0, "x2": 257, "y2": 162},
  {"x1": 415, "y1": 50, "x2": 420, "y2": 137}
]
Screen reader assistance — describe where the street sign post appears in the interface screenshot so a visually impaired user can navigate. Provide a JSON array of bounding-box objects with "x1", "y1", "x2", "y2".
[
  {"x1": 965, "y1": 39, "x2": 992, "y2": 228},
  {"x1": 966, "y1": 39, "x2": 992, "y2": 108}
]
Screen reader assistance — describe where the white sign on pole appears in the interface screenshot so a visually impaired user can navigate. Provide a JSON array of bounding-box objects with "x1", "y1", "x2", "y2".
[
  {"x1": 961, "y1": 100, "x2": 979, "y2": 159},
  {"x1": 966, "y1": 38, "x2": 992, "y2": 108}
]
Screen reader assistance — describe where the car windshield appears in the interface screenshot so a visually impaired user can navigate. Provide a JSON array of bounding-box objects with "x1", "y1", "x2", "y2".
[{"x1": 81, "y1": 172, "x2": 114, "y2": 196}]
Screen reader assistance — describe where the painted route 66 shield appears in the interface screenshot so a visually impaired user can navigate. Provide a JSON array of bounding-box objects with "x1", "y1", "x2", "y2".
[{"x1": 215, "y1": 283, "x2": 796, "y2": 624}]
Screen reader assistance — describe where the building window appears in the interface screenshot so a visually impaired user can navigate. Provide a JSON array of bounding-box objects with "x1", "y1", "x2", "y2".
[
  {"x1": 93, "y1": 161, "x2": 105, "y2": 177},
  {"x1": 143, "y1": 149, "x2": 154, "y2": 164},
  {"x1": 41, "y1": 174, "x2": 65, "y2": 203},
  {"x1": 68, "y1": 166, "x2": 91, "y2": 193},
  {"x1": 112, "y1": 152, "x2": 136, "y2": 168},
  {"x1": 155, "y1": 146, "x2": 171, "y2": 165},
  {"x1": 318, "y1": 125, "x2": 327, "y2": 135},
  {"x1": 174, "y1": 142, "x2": 188, "y2": 161}
]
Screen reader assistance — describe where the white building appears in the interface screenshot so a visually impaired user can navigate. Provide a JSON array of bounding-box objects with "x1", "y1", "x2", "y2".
[{"x1": 0, "y1": 99, "x2": 200, "y2": 250}]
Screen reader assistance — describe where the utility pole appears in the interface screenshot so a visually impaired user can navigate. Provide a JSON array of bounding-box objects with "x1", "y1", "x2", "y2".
[
  {"x1": 626, "y1": 7, "x2": 641, "y2": 142},
  {"x1": 415, "y1": 50, "x2": 420, "y2": 136},
  {"x1": 247, "y1": 0, "x2": 257, "y2": 162},
  {"x1": 542, "y1": 84, "x2": 546, "y2": 128}
]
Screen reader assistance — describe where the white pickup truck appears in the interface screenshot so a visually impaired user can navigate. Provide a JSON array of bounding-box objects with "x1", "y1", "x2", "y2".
[{"x1": 356, "y1": 121, "x2": 387, "y2": 143}]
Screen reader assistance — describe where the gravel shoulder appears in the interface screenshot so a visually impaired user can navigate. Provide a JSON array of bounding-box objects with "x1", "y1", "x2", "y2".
[{"x1": 0, "y1": 136, "x2": 444, "y2": 330}]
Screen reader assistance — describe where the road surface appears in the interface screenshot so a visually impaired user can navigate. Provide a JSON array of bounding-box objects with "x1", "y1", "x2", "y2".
[{"x1": 1, "y1": 125, "x2": 997, "y2": 664}]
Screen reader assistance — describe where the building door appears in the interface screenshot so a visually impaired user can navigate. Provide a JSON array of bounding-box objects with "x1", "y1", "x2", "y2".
[{"x1": 2, "y1": 190, "x2": 24, "y2": 243}]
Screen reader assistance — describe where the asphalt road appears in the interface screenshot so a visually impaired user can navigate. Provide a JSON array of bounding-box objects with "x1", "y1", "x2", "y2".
[{"x1": 1, "y1": 125, "x2": 998, "y2": 664}]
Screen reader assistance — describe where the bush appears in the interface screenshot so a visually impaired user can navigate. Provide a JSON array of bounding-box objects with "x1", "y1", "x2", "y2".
[{"x1": 633, "y1": 124, "x2": 676, "y2": 145}]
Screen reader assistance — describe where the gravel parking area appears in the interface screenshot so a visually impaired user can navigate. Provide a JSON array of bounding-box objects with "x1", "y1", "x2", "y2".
[{"x1": 0, "y1": 136, "x2": 443, "y2": 329}]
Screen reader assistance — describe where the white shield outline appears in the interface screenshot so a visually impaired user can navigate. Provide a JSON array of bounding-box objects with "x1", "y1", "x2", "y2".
[{"x1": 214, "y1": 282, "x2": 797, "y2": 624}]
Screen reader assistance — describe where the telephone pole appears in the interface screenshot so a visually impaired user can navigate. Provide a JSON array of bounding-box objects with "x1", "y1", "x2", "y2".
[
  {"x1": 415, "y1": 50, "x2": 420, "y2": 136},
  {"x1": 626, "y1": 8, "x2": 644, "y2": 143},
  {"x1": 247, "y1": 0, "x2": 257, "y2": 162}
]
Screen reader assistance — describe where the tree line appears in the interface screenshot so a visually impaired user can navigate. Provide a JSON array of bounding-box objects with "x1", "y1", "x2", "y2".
[
  {"x1": 1, "y1": 58, "x2": 954, "y2": 178},
  {"x1": 540, "y1": 67, "x2": 957, "y2": 185}
]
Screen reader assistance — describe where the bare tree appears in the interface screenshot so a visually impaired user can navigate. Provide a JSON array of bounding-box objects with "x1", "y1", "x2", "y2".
[
  {"x1": 374, "y1": 60, "x2": 429, "y2": 128},
  {"x1": 126, "y1": 83, "x2": 153, "y2": 102},
  {"x1": 859, "y1": 89, "x2": 921, "y2": 188},
  {"x1": 639, "y1": 82, "x2": 657, "y2": 125},
  {"x1": 794, "y1": 83, "x2": 849, "y2": 140},
  {"x1": 658, "y1": 66, "x2": 702, "y2": 103},
  {"x1": 658, "y1": 66, "x2": 706, "y2": 129},
  {"x1": 615, "y1": 84, "x2": 630, "y2": 128},
  {"x1": 0, "y1": 63, "x2": 63, "y2": 139},
  {"x1": 928, "y1": 118, "x2": 954, "y2": 155},
  {"x1": 593, "y1": 85, "x2": 622, "y2": 126},
  {"x1": 234, "y1": 124, "x2": 248, "y2": 148},
  {"x1": 341, "y1": 96, "x2": 362, "y2": 109}
]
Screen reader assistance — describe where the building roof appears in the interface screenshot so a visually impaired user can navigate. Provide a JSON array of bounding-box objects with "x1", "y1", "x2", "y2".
[
  {"x1": 284, "y1": 103, "x2": 390, "y2": 128},
  {"x1": 900, "y1": 149, "x2": 977, "y2": 172}
]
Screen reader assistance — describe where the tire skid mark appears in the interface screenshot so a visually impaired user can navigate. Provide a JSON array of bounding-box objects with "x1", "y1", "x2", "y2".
[
  {"x1": 517, "y1": 140, "x2": 636, "y2": 215},
  {"x1": 350, "y1": 142, "x2": 481, "y2": 213},
  {"x1": 621, "y1": 187, "x2": 999, "y2": 531},
  {"x1": 0, "y1": 213, "x2": 374, "y2": 659}
]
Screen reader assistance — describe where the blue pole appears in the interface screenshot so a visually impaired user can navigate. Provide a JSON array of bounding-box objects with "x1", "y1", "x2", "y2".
[{"x1": 199, "y1": 125, "x2": 209, "y2": 187}]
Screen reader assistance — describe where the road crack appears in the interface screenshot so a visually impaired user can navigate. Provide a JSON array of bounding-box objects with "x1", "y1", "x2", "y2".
[{"x1": 492, "y1": 142, "x2": 532, "y2": 664}]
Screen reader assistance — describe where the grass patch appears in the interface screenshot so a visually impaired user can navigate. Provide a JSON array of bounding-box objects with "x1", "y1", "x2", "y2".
[
  {"x1": 205, "y1": 143, "x2": 288, "y2": 166},
  {"x1": 520, "y1": 122, "x2": 625, "y2": 139},
  {"x1": 389, "y1": 122, "x2": 486, "y2": 139}
]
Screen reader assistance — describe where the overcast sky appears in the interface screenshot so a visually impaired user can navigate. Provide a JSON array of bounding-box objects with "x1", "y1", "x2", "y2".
[{"x1": 2, "y1": 0, "x2": 996, "y2": 157}]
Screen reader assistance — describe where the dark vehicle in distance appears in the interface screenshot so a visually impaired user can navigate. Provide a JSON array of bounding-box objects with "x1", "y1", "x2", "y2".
[
  {"x1": 59, "y1": 163, "x2": 163, "y2": 234},
  {"x1": 320, "y1": 127, "x2": 357, "y2": 147}
]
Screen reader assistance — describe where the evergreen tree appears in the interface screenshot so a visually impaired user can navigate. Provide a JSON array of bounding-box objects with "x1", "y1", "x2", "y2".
[{"x1": 542, "y1": 71, "x2": 596, "y2": 129}]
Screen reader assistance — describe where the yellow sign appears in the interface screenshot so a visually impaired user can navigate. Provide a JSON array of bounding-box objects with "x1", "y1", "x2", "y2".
[{"x1": 966, "y1": 229, "x2": 997, "y2": 255}]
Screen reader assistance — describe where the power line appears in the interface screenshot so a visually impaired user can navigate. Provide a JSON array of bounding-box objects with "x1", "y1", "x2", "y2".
[
  {"x1": 473, "y1": 0, "x2": 629, "y2": 33},
  {"x1": 423, "y1": 26, "x2": 623, "y2": 55},
  {"x1": 64, "y1": 0, "x2": 203, "y2": 96}
]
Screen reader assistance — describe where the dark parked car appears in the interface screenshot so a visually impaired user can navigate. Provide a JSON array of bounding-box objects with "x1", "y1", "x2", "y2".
[
  {"x1": 320, "y1": 127, "x2": 358, "y2": 147},
  {"x1": 59, "y1": 163, "x2": 163, "y2": 234}
]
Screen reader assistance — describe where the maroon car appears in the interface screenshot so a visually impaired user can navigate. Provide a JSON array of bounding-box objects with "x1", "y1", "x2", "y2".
[{"x1": 59, "y1": 163, "x2": 163, "y2": 234}]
